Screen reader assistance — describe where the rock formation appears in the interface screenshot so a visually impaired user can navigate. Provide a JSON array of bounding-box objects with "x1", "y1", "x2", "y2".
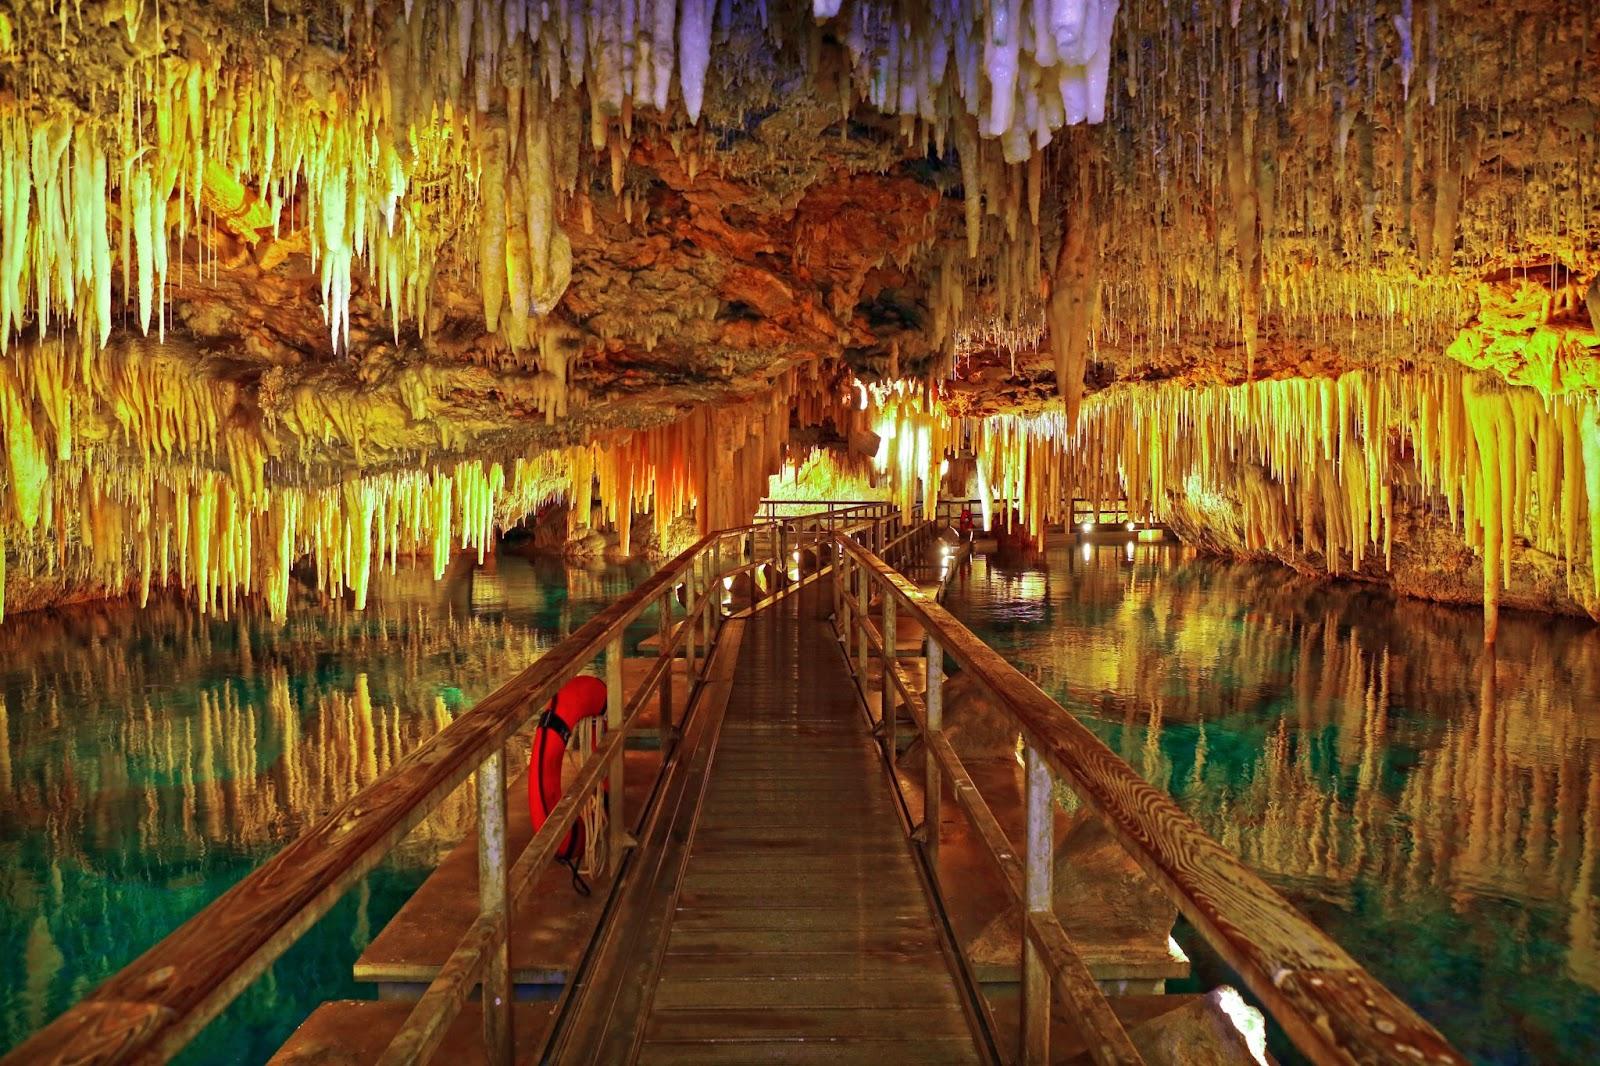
[{"x1": 0, "y1": 0, "x2": 1594, "y2": 634}]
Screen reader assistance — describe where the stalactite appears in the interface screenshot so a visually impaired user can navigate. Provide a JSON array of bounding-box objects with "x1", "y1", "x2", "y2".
[
  {"x1": 1584, "y1": 404, "x2": 1600, "y2": 602},
  {"x1": 0, "y1": 0, "x2": 1128, "y2": 363},
  {"x1": 1049, "y1": 133, "x2": 1098, "y2": 427},
  {"x1": 974, "y1": 367, "x2": 1600, "y2": 638}
]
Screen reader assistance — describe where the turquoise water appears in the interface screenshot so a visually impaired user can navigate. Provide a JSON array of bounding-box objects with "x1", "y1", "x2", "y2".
[
  {"x1": 0, "y1": 553, "x2": 654, "y2": 1063},
  {"x1": 943, "y1": 541, "x2": 1600, "y2": 1065}
]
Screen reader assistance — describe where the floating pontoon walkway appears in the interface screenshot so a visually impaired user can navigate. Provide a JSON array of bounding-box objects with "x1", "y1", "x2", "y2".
[{"x1": 7, "y1": 506, "x2": 1467, "y2": 1066}]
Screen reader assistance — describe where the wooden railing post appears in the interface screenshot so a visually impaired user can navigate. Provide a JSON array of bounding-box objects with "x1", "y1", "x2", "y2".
[
  {"x1": 606, "y1": 638, "x2": 627, "y2": 862},
  {"x1": 476, "y1": 746, "x2": 512, "y2": 1066},
  {"x1": 1022, "y1": 741, "x2": 1054, "y2": 1065},
  {"x1": 713, "y1": 541, "x2": 726, "y2": 630},
  {"x1": 699, "y1": 551, "x2": 713, "y2": 647},
  {"x1": 832, "y1": 541, "x2": 844, "y2": 624},
  {"x1": 923, "y1": 636, "x2": 943, "y2": 860},
  {"x1": 855, "y1": 565, "x2": 869, "y2": 678},
  {"x1": 778, "y1": 521, "x2": 788, "y2": 585},
  {"x1": 881, "y1": 595, "x2": 897, "y2": 770},
  {"x1": 683, "y1": 572, "x2": 697, "y2": 676},
  {"x1": 658, "y1": 587, "x2": 674, "y2": 752}
]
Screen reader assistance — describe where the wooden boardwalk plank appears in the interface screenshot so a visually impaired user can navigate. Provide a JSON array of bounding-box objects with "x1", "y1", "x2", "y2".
[
  {"x1": 623, "y1": 584, "x2": 983, "y2": 1062},
  {"x1": 643, "y1": 1006, "x2": 975, "y2": 1042},
  {"x1": 655, "y1": 951, "x2": 955, "y2": 982},
  {"x1": 269, "y1": 1001, "x2": 554, "y2": 1066},
  {"x1": 649, "y1": 976, "x2": 962, "y2": 1011},
  {"x1": 636, "y1": 1038, "x2": 981, "y2": 1065}
]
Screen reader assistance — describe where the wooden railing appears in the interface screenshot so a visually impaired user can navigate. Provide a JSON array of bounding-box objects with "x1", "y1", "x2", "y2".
[
  {"x1": 1, "y1": 501, "x2": 910, "y2": 1066},
  {"x1": 831, "y1": 534, "x2": 1468, "y2": 1066},
  {"x1": 761, "y1": 496, "x2": 996, "y2": 526},
  {"x1": 761, "y1": 497, "x2": 1153, "y2": 530}
]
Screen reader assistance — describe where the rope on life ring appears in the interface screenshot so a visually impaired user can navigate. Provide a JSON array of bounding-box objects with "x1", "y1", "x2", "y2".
[{"x1": 529, "y1": 675, "x2": 608, "y2": 895}]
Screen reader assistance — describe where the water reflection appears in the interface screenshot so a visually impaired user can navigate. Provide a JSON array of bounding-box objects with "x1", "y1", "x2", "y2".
[
  {"x1": 946, "y1": 543, "x2": 1600, "y2": 1065},
  {"x1": 0, "y1": 553, "x2": 650, "y2": 1062}
]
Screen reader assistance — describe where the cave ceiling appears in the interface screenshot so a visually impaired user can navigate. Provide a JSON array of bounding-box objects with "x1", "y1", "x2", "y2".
[
  {"x1": 1, "y1": 0, "x2": 1592, "y2": 472},
  {"x1": 0, "y1": 0, "x2": 1598, "y2": 621}
]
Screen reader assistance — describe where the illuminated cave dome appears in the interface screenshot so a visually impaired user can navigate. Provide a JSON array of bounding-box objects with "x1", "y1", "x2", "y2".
[{"x1": 0, "y1": 0, "x2": 1598, "y2": 638}]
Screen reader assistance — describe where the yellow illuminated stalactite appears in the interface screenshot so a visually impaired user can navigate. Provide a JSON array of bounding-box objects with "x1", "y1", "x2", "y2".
[
  {"x1": 1463, "y1": 378, "x2": 1505, "y2": 643},
  {"x1": 870, "y1": 383, "x2": 952, "y2": 524},
  {"x1": 0, "y1": 0, "x2": 1120, "y2": 369},
  {"x1": 1584, "y1": 404, "x2": 1600, "y2": 602},
  {"x1": 977, "y1": 367, "x2": 1600, "y2": 638}
]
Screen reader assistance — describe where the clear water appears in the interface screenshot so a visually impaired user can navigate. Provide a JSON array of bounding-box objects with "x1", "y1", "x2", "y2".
[
  {"x1": 0, "y1": 553, "x2": 654, "y2": 1063},
  {"x1": 943, "y1": 541, "x2": 1600, "y2": 1065}
]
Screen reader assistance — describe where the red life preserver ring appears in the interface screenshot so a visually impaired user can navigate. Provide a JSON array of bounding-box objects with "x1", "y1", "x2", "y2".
[{"x1": 529, "y1": 675, "x2": 608, "y2": 875}]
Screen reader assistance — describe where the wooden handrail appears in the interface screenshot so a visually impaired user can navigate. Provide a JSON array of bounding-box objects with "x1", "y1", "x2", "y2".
[
  {"x1": 834, "y1": 534, "x2": 1467, "y2": 1066},
  {"x1": 377, "y1": 592, "x2": 707, "y2": 1064},
  {"x1": 4, "y1": 533, "x2": 722, "y2": 1066},
  {"x1": 838, "y1": 578, "x2": 1144, "y2": 1064},
  {"x1": 2, "y1": 500, "x2": 918, "y2": 1066}
]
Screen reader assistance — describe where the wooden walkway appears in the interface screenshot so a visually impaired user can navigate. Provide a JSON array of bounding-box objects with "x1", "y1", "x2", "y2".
[
  {"x1": 553, "y1": 582, "x2": 986, "y2": 1064},
  {"x1": 12, "y1": 512, "x2": 1461, "y2": 1066}
]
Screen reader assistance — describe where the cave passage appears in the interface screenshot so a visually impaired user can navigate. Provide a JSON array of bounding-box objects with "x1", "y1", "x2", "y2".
[{"x1": 2, "y1": 0, "x2": 1598, "y2": 1063}]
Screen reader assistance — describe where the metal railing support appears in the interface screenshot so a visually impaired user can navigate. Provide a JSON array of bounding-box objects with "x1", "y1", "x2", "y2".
[{"x1": 476, "y1": 746, "x2": 511, "y2": 1066}]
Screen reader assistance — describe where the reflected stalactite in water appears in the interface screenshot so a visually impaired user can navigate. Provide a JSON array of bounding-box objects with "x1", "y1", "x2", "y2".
[
  {"x1": 0, "y1": 559, "x2": 619, "y2": 887},
  {"x1": 950, "y1": 543, "x2": 1600, "y2": 1025},
  {"x1": 0, "y1": 554, "x2": 648, "y2": 1060},
  {"x1": 2, "y1": 665, "x2": 478, "y2": 876}
]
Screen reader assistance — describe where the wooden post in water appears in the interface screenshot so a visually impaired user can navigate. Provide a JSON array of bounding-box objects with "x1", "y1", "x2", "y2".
[
  {"x1": 924, "y1": 636, "x2": 943, "y2": 861},
  {"x1": 882, "y1": 596, "x2": 897, "y2": 771},
  {"x1": 1022, "y1": 742, "x2": 1054, "y2": 1064},
  {"x1": 475, "y1": 746, "x2": 512, "y2": 1066},
  {"x1": 606, "y1": 638, "x2": 626, "y2": 863},
  {"x1": 658, "y1": 587, "x2": 674, "y2": 751}
]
